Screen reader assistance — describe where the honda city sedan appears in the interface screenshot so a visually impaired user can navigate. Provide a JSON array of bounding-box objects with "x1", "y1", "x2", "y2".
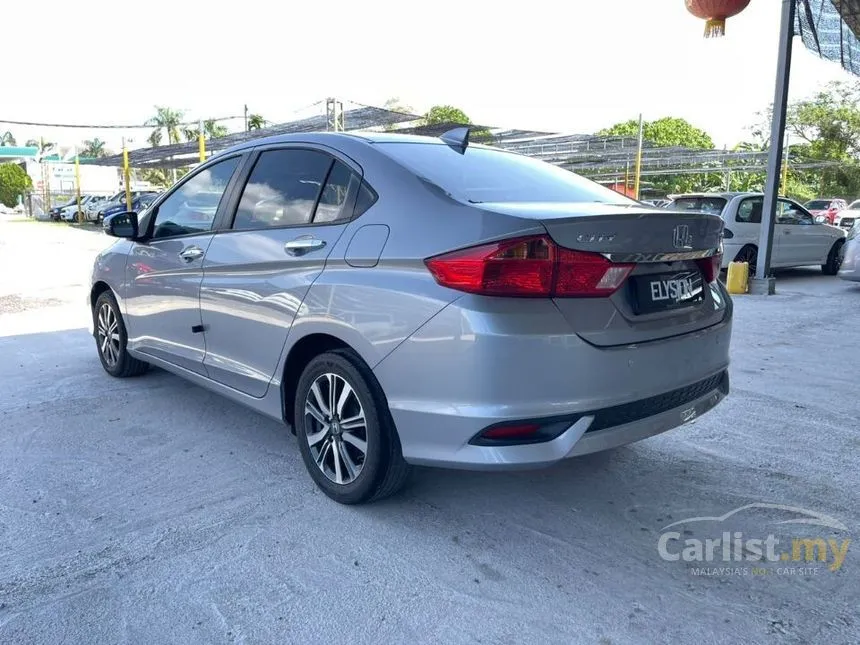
[{"x1": 89, "y1": 130, "x2": 732, "y2": 504}]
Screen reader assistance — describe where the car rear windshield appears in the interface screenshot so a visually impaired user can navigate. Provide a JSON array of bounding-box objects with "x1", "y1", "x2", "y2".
[
  {"x1": 805, "y1": 200, "x2": 831, "y2": 210},
  {"x1": 669, "y1": 197, "x2": 727, "y2": 215},
  {"x1": 375, "y1": 142, "x2": 637, "y2": 205}
]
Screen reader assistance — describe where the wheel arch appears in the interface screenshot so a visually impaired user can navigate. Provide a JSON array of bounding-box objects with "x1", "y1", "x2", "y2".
[{"x1": 90, "y1": 280, "x2": 113, "y2": 310}]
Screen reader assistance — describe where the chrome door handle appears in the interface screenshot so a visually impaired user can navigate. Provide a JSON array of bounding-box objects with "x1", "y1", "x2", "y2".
[
  {"x1": 285, "y1": 238, "x2": 326, "y2": 256},
  {"x1": 179, "y1": 246, "x2": 204, "y2": 262}
]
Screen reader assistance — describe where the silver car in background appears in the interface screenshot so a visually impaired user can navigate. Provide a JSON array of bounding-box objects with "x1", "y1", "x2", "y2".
[
  {"x1": 89, "y1": 130, "x2": 732, "y2": 504},
  {"x1": 839, "y1": 222, "x2": 860, "y2": 282}
]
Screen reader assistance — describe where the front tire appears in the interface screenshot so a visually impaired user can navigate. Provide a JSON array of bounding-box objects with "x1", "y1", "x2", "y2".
[
  {"x1": 822, "y1": 240, "x2": 845, "y2": 275},
  {"x1": 93, "y1": 291, "x2": 149, "y2": 377},
  {"x1": 294, "y1": 349, "x2": 410, "y2": 504}
]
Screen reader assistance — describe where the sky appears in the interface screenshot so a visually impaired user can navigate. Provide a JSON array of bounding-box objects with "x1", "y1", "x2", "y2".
[{"x1": 1, "y1": 0, "x2": 856, "y2": 154}]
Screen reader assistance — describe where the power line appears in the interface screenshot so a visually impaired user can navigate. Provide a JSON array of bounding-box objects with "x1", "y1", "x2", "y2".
[{"x1": 0, "y1": 116, "x2": 245, "y2": 129}]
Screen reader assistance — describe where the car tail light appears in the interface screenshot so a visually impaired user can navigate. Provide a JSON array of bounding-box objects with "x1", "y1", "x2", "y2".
[
  {"x1": 696, "y1": 253, "x2": 722, "y2": 283},
  {"x1": 424, "y1": 235, "x2": 634, "y2": 298}
]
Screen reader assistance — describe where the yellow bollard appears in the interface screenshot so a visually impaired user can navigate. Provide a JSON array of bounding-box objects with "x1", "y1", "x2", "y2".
[{"x1": 726, "y1": 261, "x2": 749, "y2": 294}]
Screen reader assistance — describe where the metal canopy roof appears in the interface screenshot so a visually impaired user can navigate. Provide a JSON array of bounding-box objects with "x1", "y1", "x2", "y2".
[{"x1": 91, "y1": 106, "x2": 419, "y2": 169}]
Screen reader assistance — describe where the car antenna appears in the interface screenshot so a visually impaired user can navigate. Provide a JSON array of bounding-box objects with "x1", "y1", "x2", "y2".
[{"x1": 440, "y1": 126, "x2": 470, "y2": 154}]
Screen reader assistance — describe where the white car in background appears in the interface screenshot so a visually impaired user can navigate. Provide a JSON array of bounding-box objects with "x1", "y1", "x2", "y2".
[
  {"x1": 833, "y1": 200, "x2": 860, "y2": 232},
  {"x1": 669, "y1": 193, "x2": 846, "y2": 275}
]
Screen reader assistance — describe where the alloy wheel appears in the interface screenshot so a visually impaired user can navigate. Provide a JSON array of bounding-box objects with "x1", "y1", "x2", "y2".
[
  {"x1": 97, "y1": 303, "x2": 121, "y2": 367},
  {"x1": 304, "y1": 372, "x2": 368, "y2": 485}
]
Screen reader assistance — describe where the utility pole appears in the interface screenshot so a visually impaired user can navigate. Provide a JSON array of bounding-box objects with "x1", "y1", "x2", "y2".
[
  {"x1": 754, "y1": 0, "x2": 796, "y2": 294},
  {"x1": 633, "y1": 114, "x2": 644, "y2": 200},
  {"x1": 325, "y1": 98, "x2": 344, "y2": 132},
  {"x1": 244, "y1": 104, "x2": 249, "y2": 132},
  {"x1": 122, "y1": 136, "x2": 132, "y2": 211},
  {"x1": 74, "y1": 147, "x2": 82, "y2": 223}
]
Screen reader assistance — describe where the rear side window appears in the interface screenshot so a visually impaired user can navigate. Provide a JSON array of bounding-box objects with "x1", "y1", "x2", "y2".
[
  {"x1": 232, "y1": 149, "x2": 332, "y2": 230},
  {"x1": 737, "y1": 198, "x2": 763, "y2": 223},
  {"x1": 670, "y1": 197, "x2": 727, "y2": 215},
  {"x1": 314, "y1": 161, "x2": 361, "y2": 223},
  {"x1": 376, "y1": 142, "x2": 635, "y2": 204}
]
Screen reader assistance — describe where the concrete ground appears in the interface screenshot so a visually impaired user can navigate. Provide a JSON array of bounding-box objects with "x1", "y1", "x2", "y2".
[{"x1": 1, "y1": 215, "x2": 858, "y2": 645}]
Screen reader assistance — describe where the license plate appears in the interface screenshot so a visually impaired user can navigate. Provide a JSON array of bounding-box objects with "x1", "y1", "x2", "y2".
[{"x1": 629, "y1": 270, "x2": 704, "y2": 314}]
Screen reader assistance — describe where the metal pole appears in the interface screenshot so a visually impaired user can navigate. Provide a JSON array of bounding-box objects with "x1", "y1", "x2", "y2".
[
  {"x1": 755, "y1": 0, "x2": 796, "y2": 290},
  {"x1": 198, "y1": 119, "x2": 206, "y2": 163},
  {"x1": 74, "y1": 148, "x2": 82, "y2": 223},
  {"x1": 633, "y1": 114, "x2": 644, "y2": 200},
  {"x1": 244, "y1": 104, "x2": 249, "y2": 132},
  {"x1": 122, "y1": 137, "x2": 132, "y2": 212}
]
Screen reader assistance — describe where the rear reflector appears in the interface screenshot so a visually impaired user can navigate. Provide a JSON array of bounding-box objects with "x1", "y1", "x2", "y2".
[
  {"x1": 480, "y1": 424, "x2": 541, "y2": 440},
  {"x1": 425, "y1": 235, "x2": 634, "y2": 298}
]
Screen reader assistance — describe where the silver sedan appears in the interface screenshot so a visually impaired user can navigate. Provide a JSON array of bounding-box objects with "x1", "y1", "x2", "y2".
[{"x1": 89, "y1": 130, "x2": 732, "y2": 504}]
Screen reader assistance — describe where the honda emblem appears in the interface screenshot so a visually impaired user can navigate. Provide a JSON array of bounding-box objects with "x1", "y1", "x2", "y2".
[{"x1": 673, "y1": 224, "x2": 693, "y2": 249}]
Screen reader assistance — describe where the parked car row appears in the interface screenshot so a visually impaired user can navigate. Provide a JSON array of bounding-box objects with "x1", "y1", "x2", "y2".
[{"x1": 50, "y1": 190, "x2": 161, "y2": 224}]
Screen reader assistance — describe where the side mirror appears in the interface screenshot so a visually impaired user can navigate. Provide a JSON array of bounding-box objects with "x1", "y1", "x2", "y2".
[{"x1": 104, "y1": 211, "x2": 139, "y2": 238}]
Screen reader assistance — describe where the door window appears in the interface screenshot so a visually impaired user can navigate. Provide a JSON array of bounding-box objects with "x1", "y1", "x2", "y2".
[
  {"x1": 777, "y1": 200, "x2": 814, "y2": 225},
  {"x1": 151, "y1": 157, "x2": 240, "y2": 239},
  {"x1": 736, "y1": 198, "x2": 763, "y2": 223},
  {"x1": 232, "y1": 149, "x2": 333, "y2": 230}
]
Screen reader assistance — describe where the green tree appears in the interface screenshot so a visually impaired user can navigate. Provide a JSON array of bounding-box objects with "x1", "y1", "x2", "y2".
[
  {"x1": 0, "y1": 163, "x2": 33, "y2": 207},
  {"x1": 597, "y1": 117, "x2": 718, "y2": 194},
  {"x1": 25, "y1": 137, "x2": 55, "y2": 154},
  {"x1": 81, "y1": 138, "x2": 108, "y2": 157},
  {"x1": 183, "y1": 119, "x2": 229, "y2": 142},
  {"x1": 598, "y1": 116, "x2": 715, "y2": 149},
  {"x1": 423, "y1": 105, "x2": 492, "y2": 143},
  {"x1": 1, "y1": 131, "x2": 15, "y2": 146},
  {"x1": 424, "y1": 105, "x2": 471, "y2": 126},
  {"x1": 146, "y1": 106, "x2": 185, "y2": 147},
  {"x1": 247, "y1": 113, "x2": 267, "y2": 130}
]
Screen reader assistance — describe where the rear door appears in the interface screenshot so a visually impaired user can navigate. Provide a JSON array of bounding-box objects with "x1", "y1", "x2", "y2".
[{"x1": 199, "y1": 146, "x2": 362, "y2": 397}]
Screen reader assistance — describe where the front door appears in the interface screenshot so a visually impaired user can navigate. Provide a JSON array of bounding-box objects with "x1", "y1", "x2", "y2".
[
  {"x1": 777, "y1": 199, "x2": 827, "y2": 265},
  {"x1": 199, "y1": 147, "x2": 363, "y2": 397},
  {"x1": 124, "y1": 155, "x2": 242, "y2": 374}
]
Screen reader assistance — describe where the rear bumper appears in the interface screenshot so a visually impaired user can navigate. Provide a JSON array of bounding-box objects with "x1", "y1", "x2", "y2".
[{"x1": 374, "y1": 293, "x2": 732, "y2": 470}]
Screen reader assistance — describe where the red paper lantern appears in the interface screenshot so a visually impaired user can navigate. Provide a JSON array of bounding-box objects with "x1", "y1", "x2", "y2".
[{"x1": 686, "y1": 0, "x2": 751, "y2": 37}]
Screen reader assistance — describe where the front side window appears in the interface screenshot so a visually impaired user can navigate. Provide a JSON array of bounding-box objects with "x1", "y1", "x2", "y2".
[
  {"x1": 232, "y1": 149, "x2": 332, "y2": 230},
  {"x1": 151, "y1": 156, "x2": 240, "y2": 239},
  {"x1": 778, "y1": 200, "x2": 814, "y2": 225}
]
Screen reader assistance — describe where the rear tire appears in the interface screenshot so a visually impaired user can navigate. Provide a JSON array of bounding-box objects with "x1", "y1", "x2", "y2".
[
  {"x1": 93, "y1": 291, "x2": 149, "y2": 377},
  {"x1": 822, "y1": 240, "x2": 845, "y2": 275},
  {"x1": 734, "y1": 244, "x2": 758, "y2": 275},
  {"x1": 294, "y1": 349, "x2": 410, "y2": 504}
]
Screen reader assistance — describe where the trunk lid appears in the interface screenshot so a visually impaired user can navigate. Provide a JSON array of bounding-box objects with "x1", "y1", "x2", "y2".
[{"x1": 480, "y1": 202, "x2": 728, "y2": 347}]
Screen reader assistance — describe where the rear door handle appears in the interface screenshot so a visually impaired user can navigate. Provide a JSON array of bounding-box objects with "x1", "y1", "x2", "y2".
[
  {"x1": 179, "y1": 246, "x2": 204, "y2": 262},
  {"x1": 285, "y1": 238, "x2": 326, "y2": 256}
]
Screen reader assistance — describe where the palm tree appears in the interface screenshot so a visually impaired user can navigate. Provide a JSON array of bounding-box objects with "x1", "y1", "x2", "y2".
[
  {"x1": 184, "y1": 119, "x2": 229, "y2": 142},
  {"x1": 0, "y1": 131, "x2": 15, "y2": 146},
  {"x1": 81, "y1": 138, "x2": 107, "y2": 157},
  {"x1": 146, "y1": 106, "x2": 185, "y2": 147},
  {"x1": 248, "y1": 114, "x2": 266, "y2": 130},
  {"x1": 25, "y1": 137, "x2": 55, "y2": 154}
]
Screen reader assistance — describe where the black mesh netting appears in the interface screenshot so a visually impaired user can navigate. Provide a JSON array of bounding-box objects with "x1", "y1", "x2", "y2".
[{"x1": 795, "y1": 0, "x2": 860, "y2": 75}]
